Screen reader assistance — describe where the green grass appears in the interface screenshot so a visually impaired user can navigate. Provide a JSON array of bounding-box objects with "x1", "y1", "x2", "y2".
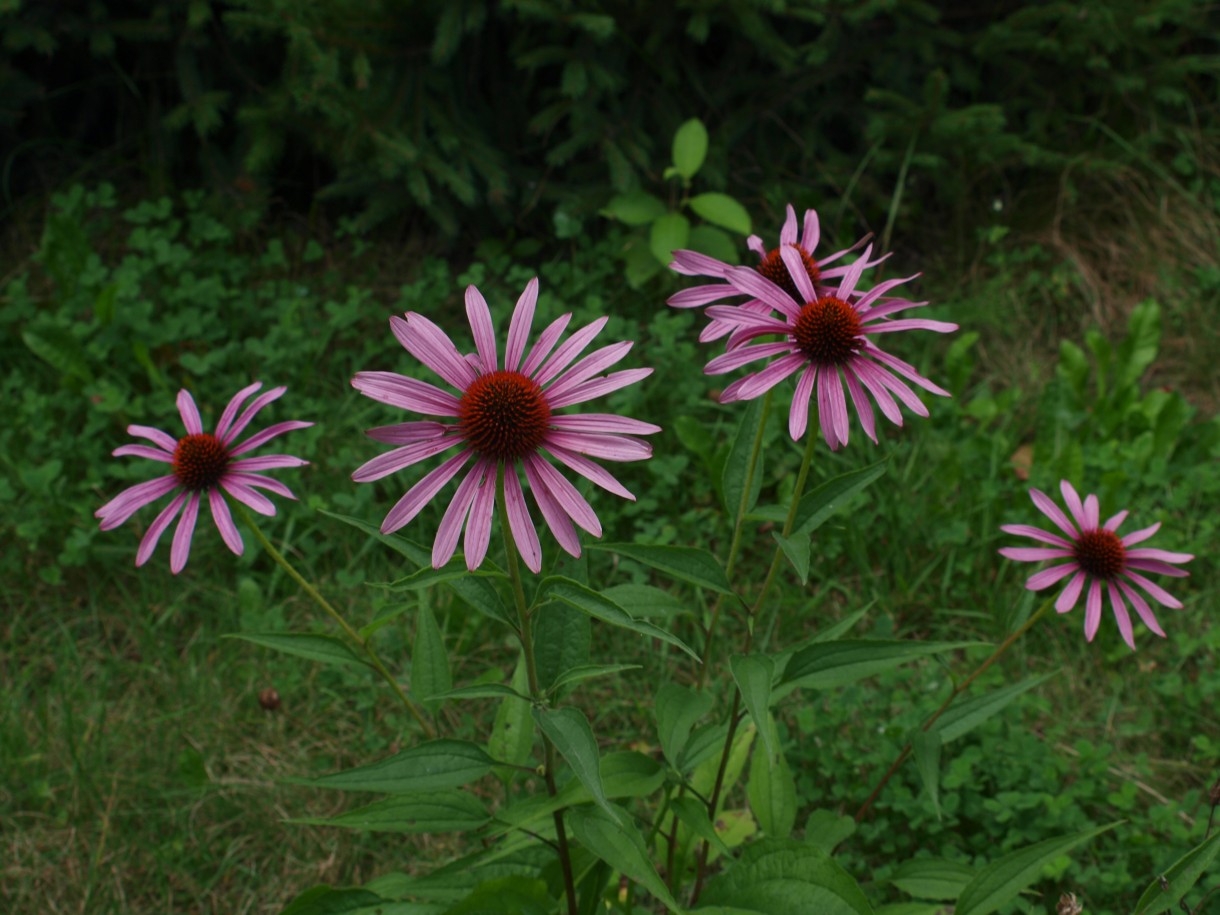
[{"x1": 2, "y1": 183, "x2": 1217, "y2": 914}]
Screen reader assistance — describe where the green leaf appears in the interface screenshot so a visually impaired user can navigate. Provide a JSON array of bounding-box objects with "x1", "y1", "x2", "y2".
[
  {"x1": 225, "y1": 632, "x2": 370, "y2": 670},
  {"x1": 932, "y1": 673, "x2": 1057, "y2": 744},
  {"x1": 1133, "y1": 829, "x2": 1220, "y2": 914},
  {"x1": 670, "y1": 795, "x2": 731, "y2": 857},
  {"x1": 650, "y1": 212, "x2": 691, "y2": 266},
  {"x1": 540, "y1": 577, "x2": 700, "y2": 660},
  {"x1": 412, "y1": 604, "x2": 451, "y2": 714},
  {"x1": 671, "y1": 118, "x2": 709, "y2": 179},
  {"x1": 780, "y1": 641, "x2": 978, "y2": 692},
  {"x1": 599, "y1": 583, "x2": 688, "y2": 619},
  {"x1": 888, "y1": 858, "x2": 975, "y2": 901},
  {"x1": 803, "y1": 810, "x2": 856, "y2": 854},
  {"x1": 794, "y1": 460, "x2": 888, "y2": 535},
  {"x1": 624, "y1": 242, "x2": 663, "y2": 288},
  {"x1": 689, "y1": 193, "x2": 751, "y2": 234},
  {"x1": 435, "y1": 683, "x2": 529, "y2": 701},
  {"x1": 911, "y1": 730, "x2": 941, "y2": 819},
  {"x1": 568, "y1": 805, "x2": 682, "y2": 912},
  {"x1": 532, "y1": 706, "x2": 616, "y2": 821},
  {"x1": 292, "y1": 790, "x2": 488, "y2": 833},
  {"x1": 533, "y1": 601, "x2": 591, "y2": 692},
  {"x1": 955, "y1": 823, "x2": 1121, "y2": 915},
  {"x1": 590, "y1": 543, "x2": 733, "y2": 595},
  {"x1": 385, "y1": 565, "x2": 507, "y2": 592},
  {"x1": 688, "y1": 224, "x2": 739, "y2": 263},
  {"x1": 447, "y1": 876, "x2": 552, "y2": 914},
  {"x1": 278, "y1": 886, "x2": 406, "y2": 915},
  {"x1": 489, "y1": 656, "x2": 535, "y2": 775},
  {"x1": 294, "y1": 739, "x2": 494, "y2": 794},
  {"x1": 746, "y1": 719, "x2": 797, "y2": 838},
  {"x1": 700, "y1": 838, "x2": 875, "y2": 914},
  {"x1": 656, "y1": 682, "x2": 713, "y2": 768},
  {"x1": 772, "y1": 532, "x2": 810, "y2": 583},
  {"x1": 730, "y1": 654, "x2": 776, "y2": 757},
  {"x1": 550, "y1": 664, "x2": 642, "y2": 694},
  {"x1": 721, "y1": 397, "x2": 765, "y2": 519},
  {"x1": 602, "y1": 191, "x2": 667, "y2": 226},
  {"x1": 1116, "y1": 299, "x2": 1161, "y2": 390},
  {"x1": 22, "y1": 326, "x2": 93, "y2": 382}
]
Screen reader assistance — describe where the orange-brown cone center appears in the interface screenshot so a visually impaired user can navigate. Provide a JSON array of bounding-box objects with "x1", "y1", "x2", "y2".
[
  {"x1": 757, "y1": 244, "x2": 820, "y2": 302},
  {"x1": 459, "y1": 370, "x2": 552, "y2": 461},
  {"x1": 1073, "y1": 529, "x2": 1126, "y2": 580},
  {"x1": 173, "y1": 433, "x2": 230, "y2": 491},
  {"x1": 792, "y1": 296, "x2": 864, "y2": 365}
]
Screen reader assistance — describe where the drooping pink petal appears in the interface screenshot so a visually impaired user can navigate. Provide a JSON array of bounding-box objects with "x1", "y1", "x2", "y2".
[
  {"x1": 380, "y1": 450, "x2": 473, "y2": 534},
  {"x1": 821, "y1": 364, "x2": 850, "y2": 448},
  {"x1": 859, "y1": 360, "x2": 929, "y2": 417},
  {"x1": 1029, "y1": 488, "x2": 1079, "y2": 539},
  {"x1": 503, "y1": 467, "x2": 542, "y2": 573},
  {"x1": 843, "y1": 370, "x2": 877, "y2": 443},
  {"x1": 128, "y1": 424, "x2": 179, "y2": 452},
  {"x1": 861, "y1": 318, "x2": 957, "y2": 334},
  {"x1": 1055, "y1": 571, "x2": 1087, "y2": 611},
  {"x1": 135, "y1": 491, "x2": 188, "y2": 567},
  {"x1": 1117, "y1": 581, "x2": 1166, "y2": 637},
  {"x1": 463, "y1": 459, "x2": 497, "y2": 570},
  {"x1": 208, "y1": 487, "x2": 244, "y2": 556},
  {"x1": 544, "y1": 443, "x2": 635, "y2": 500},
  {"x1": 177, "y1": 390, "x2": 204, "y2": 436},
  {"x1": 1083, "y1": 579, "x2": 1104, "y2": 641},
  {"x1": 999, "y1": 524, "x2": 1074, "y2": 548},
  {"x1": 113, "y1": 444, "x2": 174, "y2": 462},
  {"x1": 850, "y1": 360, "x2": 904, "y2": 426},
  {"x1": 351, "y1": 371, "x2": 462, "y2": 417},
  {"x1": 465, "y1": 285, "x2": 499, "y2": 373},
  {"x1": 1120, "y1": 522, "x2": 1161, "y2": 547},
  {"x1": 220, "y1": 480, "x2": 277, "y2": 516},
  {"x1": 229, "y1": 420, "x2": 315, "y2": 456},
  {"x1": 1125, "y1": 547, "x2": 1194, "y2": 564},
  {"x1": 863, "y1": 347, "x2": 951, "y2": 397},
  {"x1": 1107, "y1": 582, "x2": 1136, "y2": 650},
  {"x1": 854, "y1": 276, "x2": 921, "y2": 314},
  {"x1": 364, "y1": 421, "x2": 450, "y2": 445},
  {"x1": 225, "y1": 386, "x2": 287, "y2": 446},
  {"x1": 215, "y1": 381, "x2": 263, "y2": 441},
  {"x1": 1024, "y1": 563, "x2": 1079, "y2": 590},
  {"x1": 543, "y1": 430, "x2": 651, "y2": 462},
  {"x1": 670, "y1": 249, "x2": 730, "y2": 277},
  {"x1": 96, "y1": 476, "x2": 181, "y2": 529},
  {"x1": 525, "y1": 454, "x2": 601, "y2": 536},
  {"x1": 1125, "y1": 559, "x2": 1190, "y2": 578},
  {"x1": 392, "y1": 313, "x2": 478, "y2": 391},
  {"x1": 724, "y1": 267, "x2": 801, "y2": 318},
  {"x1": 523, "y1": 457, "x2": 582, "y2": 558},
  {"x1": 703, "y1": 305, "x2": 789, "y2": 333},
  {"x1": 668, "y1": 285, "x2": 740, "y2": 309},
  {"x1": 505, "y1": 278, "x2": 539, "y2": 372},
  {"x1": 704, "y1": 341, "x2": 795, "y2": 375},
  {"x1": 352, "y1": 435, "x2": 464, "y2": 483},
  {"x1": 789, "y1": 365, "x2": 816, "y2": 441},
  {"x1": 1122, "y1": 570, "x2": 1183, "y2": 609},
  {"x1": 729, "y1": 353, "x2": 807, "y2": 401},
  {"x1": 170, "y1": 493, "x2": 201, "y2": 574},
  {"x1": 223, "y1": 471, "x2": 296, "y2": 500},
  {"x1": 431, "y1": 460, "x2": 485, "y2": 569}
]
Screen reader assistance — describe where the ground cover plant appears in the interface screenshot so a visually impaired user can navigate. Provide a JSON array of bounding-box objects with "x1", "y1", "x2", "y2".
[{"x1": 3, "y1": 166, "x2": 1217, "y2": 915}]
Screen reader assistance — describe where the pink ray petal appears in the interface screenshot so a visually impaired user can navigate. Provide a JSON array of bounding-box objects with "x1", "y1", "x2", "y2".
[
  {"x1": 1024, "y1": 563, "x2": 1079, "y2": 590},
  {"x1": 1103, "y1": 509, "x2": 1129, "y2": 532},
  {"x1": 96, "y1": 476, "x2": 181, "y2": 529},
  {"x1": 1083, "y1": 493, "x2": 1100, "y2": 529},
  {"x1": 128, "y1": 424, "x2": 179, "y2": 452},
  {"x1": 208, "y1": 487, "x2": 244, "y2": 556},
  {"x1": 1122, "y1": 570, "x2": 1183, "y2": 609},
  {"x1": 546, "y1": 368, "x2": 653, "y2": 409},
  {"x1": 822, "y1": 364, "x2": 850, "y2": 448},
  {"x1": 789, "y1": 365, "x2": 816, "y2": 441},
  {"x1": 215, "y1": 381, "x2": 263, "y2": 441},
  {"x1": 431, "y1": 459, "x2": 485, "y2": 569},
  {"x1": 364, "y1": 421, "x2": 450, "y2": 445},
  {"x1": 543, "y1": 430, "x2": 651, "y2": 462},
  {"x1": 1107, "y1": 582, "x2": 1136, "y2": 650},
  {"x1": 855, "y1": 277, "x2": 921, "y2": 314},
  {"x1": 1055, "y1": 570, "x2": 1087, "y2": 612},
  {"x1": 135, "y1": 491, "x2": 188, "y2": 567},
  {"x1": 704, "y1": 341, "x2": 795, "y2": 375},
  {"x1": 779, "y1": 204, "x2": 798, "y2": 246},
  {"x1": 1028, "y1": 488, "x2": 1079, "y2": 539},
  {"x1": 747, "y1": 235, "x2": 765, "y2": 258},
  {"x1": 835, "y1": 244, "x2": 873, "y2": 300},
  {"x1": 222, "y1": 472, "x2": 295, "y2": 500},
  {"x1": 1117, "y1": 580, "x2": 1166, "y2": 637},
  {"x1": 703, "y1": 305, "x2": 789, "y2": 332},
  {"x1": 520, "y1": 313, "x2": 574, "y2": 378},
  {"x1": 229, "y1": 420, "x2": 314, "y2": 456},
  {"x1": 861, "y1": 317, "x2": 957, "y2": 334},
  {"x1": 523, "y1": 457, "x2": 582, "y2": 558},
  {"x1": 843, "y1": 369, "x2": 877, "y2": 443},
  {"x1": 505, "y1": 278, "x2": 539, "y2": 372},
  {"x1": 999, "y1": 524, "x2": 1074, "y2": 548},
  {"x1": 351, "y1": 371, "x2": 462, "y2": 416},
  {"x1": 392, "y1": 313, "x2": 478, "y2": 390},
  {"x1": 534, "y1": 316, "x2": 609, "y2": 386},
  {"x1": 544, "y1": 442, "x2": 635, "y2": 500},
  {"x1": 170, "y1": 493, "x2": 201, "y2": 574},
  {"x1": 1125, "y1": 547, "x2": 1194, "y2": 564},
  {"x1": 851, "y1": 360, "x2": 904, "y2": 426},
  {"x1": 670, "y1": 249, "x2": 730, "y2": 277},
  {"x1": 229, "y1": 454, "x2": 309, "y2": 472},
  {"x1": 113, "y1": 444, "x2": 174, "y2": 462},
  {"x1": 548, "y1": 414, "x2": 661, "y2": 435},
  {"x1": 503, "y1": 466, "x2": 542, "y2": 572},
  {"x1": 724, "y1": 266, "x2": 801, "y2": 318},
  {"x1": 221, "y1": 480, "x2": 277, "y2": 516},
  {"x1": 1083, "y1": 579, "x2": 1104, "y2": 641},
  {"x1": 863, "y1": 348, "x2": 951, "y2": 397},
  {"x1": 225, "y1": 386, "x2": 287, "y2": 445},
  {"x1": 545, "y1": 341, "x2": 634, "y2": 402},
  {"x1": 525, "y1": 454, "x2": 601, "y2": 536},
  {"x1": 731, "y1": 354, "x2": 807, "y2": 401},
  {"x1": 1125, "y1": 559, "x2": 1190, "y2": 578},
  {"x1": 352, "y1": 434, "x2": 464, "y2": 483},
  {"x1": 465, "y1": 284, "x2": 499, "y2": 373},
  {"x1": 668, "y1": 284, "x2": 739, "y2": 308},
  {"x1": 1120, "y1": 522, "x2": 1161, "y2": 547},
  {"x1": 380, "y1": 450, "x2": 473, "y2": 534},
  {"x1": 800, "y1": 208, "x2": 819, "y2": 252},
  {"x1": 177, "y1": 390, "x2": 204, "y2": 435},
  {"x1": 999, "y1": 546, "x2": 1075, "y2": 561},
  {"x1": 463, "y1": 459, "x2": 497, "y2": 570},
  {"x1": 861, "y1": 360, "x2": 929, "y2": 417},
  {"x1": 1058, "y1": 481, "x2": 1087, "y2": 531},
  {"x1": 780, "y1": 245, "x2": 816, "y2": 303}
]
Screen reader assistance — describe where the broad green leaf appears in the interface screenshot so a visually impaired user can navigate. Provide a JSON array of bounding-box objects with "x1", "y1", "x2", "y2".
[
  {"x1": 226, "y1": 632, "x2": 370, "y2": 670},
  {"x1": 700, "y1": 838, "x2": 875, "y2": 914},
  {"x1": 550, "y1": 663, "x2": 642, "y2": 694},
  {"x1": 888, "y1": 858, "x2": 975, "y2": 901},
  {"x1": 681, "y1": 721, "x2": 730, "y2": 773},
  {"x1": 955, "y1": 823, "x2": 1121, "y2": 915},
  {"x1": 599, "y1": 583, "x2": 688, "y2": 619},
  {"x1": 568, "y1": 805, "x2": 682, "y2": 912},
  {"x1": 656, "y1": 682, "x2": 713, "y2": 768},
  {"x1": 772, "y1": 531, "x2": 811, "y2": 583},
  {"x1": 689, "y1": 224, "x2": 739, "y2": 263},
  {"x1": 602, "y1": 191, "x2": 667, "y2": 226},
  {"x1": 435, "y1": 683, "x2": 528, "y2": 701},
  {"x1": 875, "y1": 905, "x2": 947, "y2": 915},
  {"x1": 911, "y1": 729, "x2": 942, "y2": 819},
  {"x1": 624, "y1": 242, "x2": 662, "y2": 288},
  {"x1": 721, "y1": 397, "x2": 766, "y2": 519},
  {"x1": 650, "y1": 212, "x2": 691, "y2": 266},
  {"x1": 794, "y1": 460, "x2": 888, "y2": 535},
  {"x1": 447, "y1": 876, "x2": 552, "y2": 914},
  {"x1": 746, "y1": 719, "x2": 796, "y2": 838},
  {"x1": 803, "y1": 810, "x2": 856, "y2": 854},
  {"x1": 730, "y1": 654, "x2": 776, "y2": 757},
  {"x1": 692, "y1": 722, "x2": 755, "y2": 802},
  {"x1": 689, "y1": 192, "x2": 752, "y2": 234},
  {"x1": 540, "y1": 577, "x2": 700, "y2": 659},
  {"x1": 1133, "y1": 829, "x2": 1220, "y2": 914},
  {"x1": 780, "y1": 641, "x2": 978, "y2": 691},
  {"x1": 412, "y1": 604, "x2": 451, "y2": 713},
  {"x1": 489, "y1": 656, "x2": 535, "y2": 776},
  {"x1": 671, "y1": 795, "x2": 731, "y2": 857},
  {"x1": 532, "y1": 706, "x2": 616, "y2": 821},
  {"x1": 590, "y1": 543, "x2": 733, "y2": 595},
  {"x1": 671, "y1": 118, "x2": 709, "y2": 179},
  {"x1": 933, "y1": 673, "x2": 1057, "y2": 744},
  {"x1": 533, "y1": 600, "x2": 591, "y2": 691},
  {"x1": 295, "y1": 739, "x2": 494, "y2": 794},
  {"x1": 292, "y1": 790, "x2": 488, "y2": 833}
]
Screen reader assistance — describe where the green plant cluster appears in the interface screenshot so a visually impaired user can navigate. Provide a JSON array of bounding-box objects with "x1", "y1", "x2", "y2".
[{"x1": 4, "y1": 0, "x2": 1217, "y2": 238}]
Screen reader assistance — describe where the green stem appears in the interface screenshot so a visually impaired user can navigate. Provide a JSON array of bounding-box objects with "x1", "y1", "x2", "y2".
[
  {"x1": 236, "y1": 503, "x2": 434, "y2": 738},
  {"x1": 853, "y1": 596, "x2": 1056, "y2": 822},
  {"x1": 496, "y1": 469, "x2": 578, "y2": 915}
]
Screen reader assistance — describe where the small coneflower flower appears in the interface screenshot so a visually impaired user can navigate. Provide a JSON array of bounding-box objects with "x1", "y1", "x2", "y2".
[
  {"x1": 352, "y1": 278, "x2": 658, "y2": 573},
  {"x1": 96, "y1": 383, "x2": 312, "y2": 573},
  {"x1": 667, "y1": 204, "x2": 880, "y2": 345},
  {"x1": 1000, "y1": 481, "x2": 1194, "y2": 650},
  {"x1": 700, "y1": 243, "x2": 956, "y2": 446}
]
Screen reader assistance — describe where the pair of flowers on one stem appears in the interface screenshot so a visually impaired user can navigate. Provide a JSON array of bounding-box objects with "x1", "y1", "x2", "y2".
[{"x1": 96, "y1": 206, "x2": 1193, "y2": 649}]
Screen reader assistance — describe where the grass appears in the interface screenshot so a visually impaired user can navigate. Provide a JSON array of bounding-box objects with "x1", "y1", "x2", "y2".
[{"x1": 2, "y1": 177, "x2": 1217, "y2": 914}]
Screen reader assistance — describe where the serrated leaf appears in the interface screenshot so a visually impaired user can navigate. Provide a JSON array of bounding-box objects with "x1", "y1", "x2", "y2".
[
  {"x1": 773, "y1": 531, "x2": 811, "y2": 583},
  {"x1": 955, "y1": 823, "x2": 1121, "y2": 915},
  {"x1": 590, "y1": 543, "x2": 733, "y2": 595},
  {"x1": 911, "y1": 729, "x2": 941, "y2": 820},
  {"x1": 730, "y1": 654, "x2": 776, "y2": 757},
  {"x1": 532, "y1": 706, "x2": 616, "y2": 821},
  {"x1": 721, "y1": 397, "x2": 765, "y2": 519},
  {"x1": 932, "y1": 673, "x2": 1057, "y2": 744},
  {"x1": 780, "y1": 641, "x2": 979, "y2": 691},
  {"x1": 292, "y1": 790, "x2": 488, "y2": 833},
  {"x1": 549, "y1": 663, "x2": 642, "y2": 693},
  {"x1": 568, "y1": 805, "x2": 682, "y2": 912},
  {"x1": 294, "y1": 740, "x2": 494, "y2": 794},
  {"x1": 650, "y1": 212, "x2": 691, "y2": 266},
  {"x1": 1133, "y1": 829, "x2": 1220, "y2": 914},
  {"x1": 747, "y1": 720, "x2": 796, "y2": 838},
  {"x1": 225, "y1": 632, "x2": 370, "y2": 670},
  {"x1": 888, "y1": 858, "x2": 975, "y2": 901},
  {"x1": 700, "y1": 838, "x2": 875, "y2": 914},
  {"x1": 540, "y1": 577, "x2": 700, "y2": 659},
  {"x1": 602, "y1": 191, "x2": 667, "y2": 226},
  {"x1": 672, "y1": 118, "x2": 709, "y2": 179},
  {"x1": 656, "y1": 682, "x2": 713, "y2": 768},
  {"x1": 412, "y1": 604, "x2": 451, "y2": 714},
  {"x1": 689, "y1": 192, "x2": 751, "y2": 234}
]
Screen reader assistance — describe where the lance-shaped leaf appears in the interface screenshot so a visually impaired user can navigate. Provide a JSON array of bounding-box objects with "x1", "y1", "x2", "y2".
[
  {"x1": 1133, "y1": 829, "x2": 1220, "y2": 914},
  {"x1": 911, "y1": 729, "x2": 942, "y2": 820},
  {"x1": 747, "y1": 718, "x2": 797, "y2": 838},
  {"x1": 292, "y1": 790, "x2": 488, "y2": 833},
  {"x1": 731, "y1": 654, "x2": 776, "y2": 758},
  {"x1": 226, "y1": 632, "x2": 370, "y2": 670},
  {"x1": 412, "y1": 603, "x2": 451, "y2": 714},
  {"x1": 532, "y1": 706, "x2": 616, "y2": 821},
  {"x1": 292, "y1": 739, "x2": 494, "y2": 794},
  {"x1": 670, "y1": 795, "x2": 731, "y2": 857},
  {"x1": 931, "y1": 673, "x2": 1057, "y2": 744},
  {"x1": 751, "y1": 461, "x2": 888, "y2": 536},
  {"x1": 888, "y1": 858, "x2": 975, "y2": 901},
  {"x1": 779, "y1": 640, "x2": 979, "y2": 693},
  {"x1": 656, "y1": 682, "x2": 713, "y2": 768},
  {"x1": 721, "y1": 391, "x2": 766, "y2": 519},
  {"x1": 773, "y1": 531, "x2": 811, "y2": 583},
  {"x1": 541, "y1": 577, "x2": 699, "y2": 660},
  {"x1": 550, "y1": 663, "x2": 642, "y2": 694},
  {"x1": 589, "y1": 543, "x2": 733, "y2": 595},
  {"x1": 568, "y1": 805, "x2": 682, "y2": 913},
  {"x1": 489, "y1": 656, "x2": 534, "y2": 778}
]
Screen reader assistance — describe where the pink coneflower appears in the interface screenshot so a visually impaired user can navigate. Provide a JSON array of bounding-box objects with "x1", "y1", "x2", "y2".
[
  {"x1": 96, "y1": 383, "x2": 312, "y2": 573},
  {"x1": 1000, "y1": 481, "x2": 1194, "y2": 650},
  {"x1": 352, "y1": 278, "x2": 658, "y2": 573},
  {"x1": 667, "y1": 204, "x2": 879, "y2": 345},
  {"x1": 700, "y1": 243, "x2": 956, "y2": 446}
]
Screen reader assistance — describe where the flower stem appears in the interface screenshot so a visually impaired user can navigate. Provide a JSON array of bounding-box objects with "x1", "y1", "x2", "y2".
[
  {"x1": 496, "y1": 468, "x2": 578, "y2": 915},
  {"x1": 853, "y1": 595, "x2": 1056, "y2": 822},
  {"x1": 235, "y1": 503, "x2": 435, "y2": 738}
]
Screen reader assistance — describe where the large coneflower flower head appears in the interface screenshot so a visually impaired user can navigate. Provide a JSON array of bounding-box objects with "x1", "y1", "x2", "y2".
[
  {"x1": 352, "y1": 278, "x2": 658, "y2": 573},
  {"x1": 703, "y1": 243, "x2": 957, "y2": 447},
  {"x1": 667, "y1": 204, "x2": 881, "y2": 345},
  {"x1": 999, "y1": 480, "x2": 1194, "y2": 650},
  {"x1": 96, "y1": 383, "x2": 313, "y2": 573}
]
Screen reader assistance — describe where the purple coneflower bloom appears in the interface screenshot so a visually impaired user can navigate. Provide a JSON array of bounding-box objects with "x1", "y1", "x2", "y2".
[
  {"x1": 96, "y1": 383, "x2": 312, "y2": 573},
  {"x1": 700, "y1": 243, "x2": 957, "y2": 446},
  {"x1": 352, "y1": 278, "x2": 658, "y2": 573},
  {"x1": 667, "y1": 204, "x2": 879, "y2": 345},
  {"x1": 1000, "y1": 481, "x2": 1194, "y2": 650}
]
